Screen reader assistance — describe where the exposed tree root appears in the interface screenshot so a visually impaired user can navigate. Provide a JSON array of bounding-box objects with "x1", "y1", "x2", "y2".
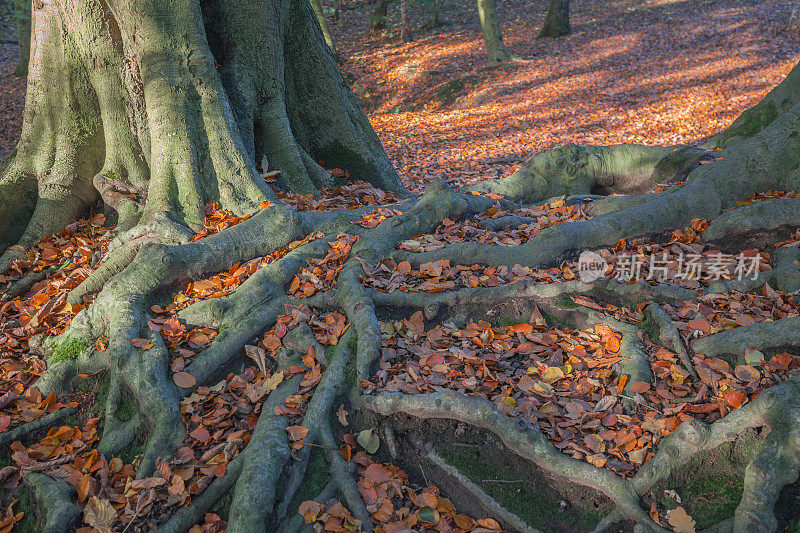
[
  {"x1": 7, "y1": 60, "x2": 800, "y2": 530},
  {"x1": 0, "y1": 408, "x2": 77, "y2": 447},
  {"x1": 691, "y1": 316, "x2": 800, "y2": 362},
  {"x1": 24, "y1": 473, "x2": 80, "y2": 533}
]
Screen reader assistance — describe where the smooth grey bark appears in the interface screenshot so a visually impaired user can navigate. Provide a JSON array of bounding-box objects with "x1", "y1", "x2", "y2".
[
  {"x1": 477, "y1": 0, "x2": 512, "y2": 64},
  {"x1": 538, "y1": 0, "x2": 570, "y2": 38},
  {"x1": 0, "y1": 0, "x2": 404, "y2": 271}
]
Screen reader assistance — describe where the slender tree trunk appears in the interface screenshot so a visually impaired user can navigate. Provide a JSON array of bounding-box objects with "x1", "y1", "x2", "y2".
[
  {"x1": 334, "y1": 0, "x2": 341, "y2": 22},
  {"x1": 371, "y1": 0, "x2": 389, "y2": 31},
  {"x1": 477, "y1": 0, "x2": 512, "y2": 64},
  {"x1": 538, "y1": 0, "x2": 571, "y2": 38},
  {"x1": 310, "y1": 0, "x2": 338, "y2": 55},
  {"x1": 13, "y1": 0, "x2": 29, "y2": 76},
  {"x1": 400, "y1": 0, "x2": 413, "y2": 41}
]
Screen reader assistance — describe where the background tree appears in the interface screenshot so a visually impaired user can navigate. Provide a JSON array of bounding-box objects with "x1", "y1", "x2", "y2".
[
  {"x1": 311, "y1": 0, "x2": 339, "y2": 55},
  {"x1": 400, "y1": 0, "x2": 413, "y2": 41},
  {"x1": 371, "y1": 0, "x2": 390, "y2": 31},
  {"x1": 538, "y1": 0, "x2": 571, "y2": 38},
  {"x1": 2, "y1": 0, "x2": 800, "y2": 531},
  {"x1": 477, "y1": 0, "x2": 512, "y2": 64},
  {"x1": 12, "y1": 0, "x2": 28, "y2": 76}
]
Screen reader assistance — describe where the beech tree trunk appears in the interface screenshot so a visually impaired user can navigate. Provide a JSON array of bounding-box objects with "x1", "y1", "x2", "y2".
[
  {"x1": 477, "y1": 0, "x2": 512, "y2": 64},
  {"x1": 371, "y1": 0, "x2": 389, "y2": 31},
  {"x1": 538, "y1": 0, "x2": 570, "y2": 38},
  {"x1": 12, "y1": 0, "x2": 29, "y2": 76},
  {"x1": 400, "y1": 0, "x2": 413, "y2": 41},
  {"x1": 0, "y1": 0, "x2": 402, "y2": 269}
]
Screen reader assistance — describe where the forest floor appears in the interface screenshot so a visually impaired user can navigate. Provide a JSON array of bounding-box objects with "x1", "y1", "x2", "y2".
[
  {"x1": 0, "y1": 43, "x2": 24, "y2": 160},
  {"x1": 3, "y1": 2, "x2": 800, "y2": 533},
  {"x1": 334, "y1": 0, "x2": 800, "y2": 191},
  {"x1": 1, "y1": 0, "x2": 799, "y2": 182}
]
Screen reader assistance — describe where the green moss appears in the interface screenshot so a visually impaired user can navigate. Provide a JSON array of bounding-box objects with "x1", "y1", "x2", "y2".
[
  {"x1": 554, "y1": 294, "x2": 579, "y2": 309},
  {"x1": 437, "y1": 446, "x2": 604, "y2": 531},
  {"x1": 343, "y1": 361, "x2": 357, "y2": 389},
  {"x1": 652, "y1": 439, "x2": 756, "y2": 530},
  {"x1": 50, "y1": 337, "x2": 87, "y2": 365},
  {"x1": 12, "y1": 486, "x2": 38, "y2": 533},
  {"x1": 680, "y1": 474, "x2": 743, "y2": 529},
  {"x1": 580, "y1": 509, "x2": 606, "y2": 531},
  {"x1": 288, "y1": 447, "x2": 330, "y2": 514},
  {"x1": 715, "y1": 100, "x2": 778, "y2": 148}
]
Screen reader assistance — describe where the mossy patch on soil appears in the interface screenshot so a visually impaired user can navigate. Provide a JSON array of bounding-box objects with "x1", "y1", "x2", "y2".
[{"x1": 437, "y1": 445, "x2": 606, "y2": 532}]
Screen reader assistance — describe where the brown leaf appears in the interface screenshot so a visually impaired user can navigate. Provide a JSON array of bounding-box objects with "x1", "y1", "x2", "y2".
[
  {"x1": 83, "y1": 496, "x2": 115, "y2": 533},
  {"x1": 173, "y1": 372, "x2": 196, "y2": 388}
]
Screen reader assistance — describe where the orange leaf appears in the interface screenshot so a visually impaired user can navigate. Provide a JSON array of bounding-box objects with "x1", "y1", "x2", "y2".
[{"x1": 286, "y1": 425, "x2": 309, "y2": 441}]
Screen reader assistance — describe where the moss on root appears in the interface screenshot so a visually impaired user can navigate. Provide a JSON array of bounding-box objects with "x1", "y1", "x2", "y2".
[
  {"x1": 287, "y1": 447, "x2": 330, "y2": 515},
  {"x1": 648, "y1": 436, "x2": 759, "y2": 530},
  {"x1": 711, "y1": 100, "x2": 779, "y2": 148},
  {"x1": 11, "y1": 486, "x2": 38, "y2": 533},
  {"x1": 50, "y1": 337, "x2": 87, "y2": 365}
]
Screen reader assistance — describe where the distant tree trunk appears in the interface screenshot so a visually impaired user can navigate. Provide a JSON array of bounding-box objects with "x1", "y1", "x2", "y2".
[
  {"x1": 371, "y1": 0, "x2": 389, "y2": 31},
  {"x1": 426, "y1": 0, "x2": 440, "y2": 28},
  {"x1": 477, "y1": 0, "x2": 512, "y2": 64},
  {"x1": 334, "y1": 0, "x2": 341, "y2": 22},
  {"x1": 400, "y1": 0, "x2": 413, "y2": 41},
  {"x1": 538, "y1": 0, "x2": 571, "y2": 38},
  {"x1": 310, "y1": 0, "x2": 338, "y2": 55},
  {"x1": 13, "y1": 0, "x2": 29, "y2": 77}
]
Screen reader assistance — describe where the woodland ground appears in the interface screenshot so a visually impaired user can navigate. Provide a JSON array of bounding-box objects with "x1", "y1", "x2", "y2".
[
  {"x1": 3, "y1": 1, "x2": 800, "y2": 533},
  {"x1": 0, "y1": 1, "x2": 799, "y2": 178}
]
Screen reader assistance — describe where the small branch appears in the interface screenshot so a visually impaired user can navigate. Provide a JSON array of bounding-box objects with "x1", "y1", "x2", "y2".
[{"x1": 0, "y1": 408, "x2": 77, "y2": 447}]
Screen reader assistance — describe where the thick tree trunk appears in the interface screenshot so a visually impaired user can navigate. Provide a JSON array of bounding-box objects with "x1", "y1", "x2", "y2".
[
  {"x1": 538, "y1": 0, "x2": 570, "y2": 39},
  {"x1": 371, "y1": 0, "x2": 389, "y2": 31},
  {"x1": 0, "y1": 0, "x2": 402, "y2": 269},
  {"x1": 13, "y1": 0, "x2": 29, "y2": 76},
  {"x1": 477, "y1": 0, "x2": 512, "y2": 64}
]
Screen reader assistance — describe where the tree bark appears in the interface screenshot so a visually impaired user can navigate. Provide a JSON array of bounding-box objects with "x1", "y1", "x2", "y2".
[
  {"x1": 538, "y1": 0, "x2": 570, "y2": 39},
  {"x1": 477, "y1": 0, "x2": 512, "y2": 64},
  {"x1": 0, "y1": 0, "x2": 403, "y2": 268},
  {"x1": 400, "y1": 0, "x2": 413, "y2": 41},
  {"x1": 13, "y1": 0, "x2": 29, "y2": 76},
  {"x1": 310, "y1": 0, "x2": 338, "y2": 55},
  {"x1": 371, "y1": 0, "x2": 389, "y2": 31}
]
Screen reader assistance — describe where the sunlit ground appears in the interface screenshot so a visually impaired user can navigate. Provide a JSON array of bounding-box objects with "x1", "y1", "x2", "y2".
[{"x1": 335, "y1": 0, "x2": 800, "y2": 192}]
